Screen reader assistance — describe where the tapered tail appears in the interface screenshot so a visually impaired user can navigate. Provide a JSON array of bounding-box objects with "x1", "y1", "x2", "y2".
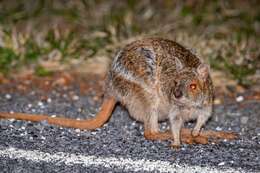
[{"x1": 0, "y1": 97, "x2": 117, "y2": 130}]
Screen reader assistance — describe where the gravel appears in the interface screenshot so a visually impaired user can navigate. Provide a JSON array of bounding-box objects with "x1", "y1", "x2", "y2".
[{"x1": 0, "y1": 88, "x2": 259, "y2": 172}]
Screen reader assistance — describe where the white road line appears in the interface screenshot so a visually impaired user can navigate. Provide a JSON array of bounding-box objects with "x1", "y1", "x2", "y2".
[{"x1": 0, "y1": 147, "x2": 246, "y2": 173}]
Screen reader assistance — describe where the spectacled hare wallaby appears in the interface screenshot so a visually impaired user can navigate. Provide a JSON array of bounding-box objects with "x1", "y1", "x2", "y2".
[{"x1": 0, "y1": 38, "x2": 237, "y2": 147}]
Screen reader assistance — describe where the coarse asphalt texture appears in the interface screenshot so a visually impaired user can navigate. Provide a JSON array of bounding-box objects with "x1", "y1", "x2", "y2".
[{"x1": 0, "y1": 82, "x2": 259, "y2": 173}]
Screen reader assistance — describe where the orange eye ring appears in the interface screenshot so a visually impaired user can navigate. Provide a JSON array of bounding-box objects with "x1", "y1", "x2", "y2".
[{"x1": 190, "y1": 83, "x2": 197, "y2": 90}]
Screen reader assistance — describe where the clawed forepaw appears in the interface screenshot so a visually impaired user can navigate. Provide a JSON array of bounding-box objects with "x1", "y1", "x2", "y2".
[
  {"x1": 191, "y1": 129, "x2": 200, "y2": 137},
  {"x1": 170, "y1": 142, "x2": 181, "y2": 150}
]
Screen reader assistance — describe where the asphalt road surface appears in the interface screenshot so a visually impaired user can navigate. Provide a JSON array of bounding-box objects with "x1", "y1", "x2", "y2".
[{"x1": 0, "y1": 86, "x2": 259, "y2": 173}]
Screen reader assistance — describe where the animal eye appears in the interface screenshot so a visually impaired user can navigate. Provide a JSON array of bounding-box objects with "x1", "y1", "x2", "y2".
[{"x1": 190, "y1": 83, "x2": 197, "y2": 90}]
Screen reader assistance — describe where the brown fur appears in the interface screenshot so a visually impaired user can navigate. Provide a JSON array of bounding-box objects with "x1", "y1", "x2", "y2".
[
  {"x1": 0, "y1": 38, "x2": 237, "y2": 147},
  {"x1": 108, "y1": 38, "x2": 232, "y2": 146}
]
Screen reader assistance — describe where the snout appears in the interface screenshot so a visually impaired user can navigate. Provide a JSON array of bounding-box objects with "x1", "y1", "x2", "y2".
[{"x1": 174, "y1": 88, "x2": 183, "y2": 98}]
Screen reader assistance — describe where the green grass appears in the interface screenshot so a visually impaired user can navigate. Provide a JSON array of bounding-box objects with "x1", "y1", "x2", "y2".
[
  {"x1": 209, "y1": 54, "x2": 256, "y2": 86},
  {"x1": 0, "y1": 47, "x2": 18, "y2": 74},
  {"x1": 35, "y1": 65, "x2": 53, "y2": 77}
]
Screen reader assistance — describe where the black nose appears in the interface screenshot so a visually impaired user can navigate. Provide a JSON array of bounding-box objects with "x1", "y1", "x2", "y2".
[{"x1": 174, "y1": 89, "x2": 182, "y2": 98}]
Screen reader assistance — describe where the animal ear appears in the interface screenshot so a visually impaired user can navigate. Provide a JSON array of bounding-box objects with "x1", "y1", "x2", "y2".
[
  {"x1": 197, "y1": 63, "x2": 209, "y2": 80},
  {"x1": 175, "y1": 58, "x2": 183, "y2": 70}
]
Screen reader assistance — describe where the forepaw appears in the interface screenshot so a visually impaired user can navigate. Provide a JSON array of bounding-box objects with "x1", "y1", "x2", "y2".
[
  {"x1": 171, "y1": 142, "x2": 181, "y2": 149},
  {"x1": 192, "y1": 129, "x2": 200, "y2": 137},
  {"x1": 144, "y1": 131, "x2": 156, "y2": 140}
]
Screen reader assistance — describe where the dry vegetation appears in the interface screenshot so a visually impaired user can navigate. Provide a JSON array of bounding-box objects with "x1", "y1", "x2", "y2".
[{"x1": 0, "y1": 0, "x2": 259, "y2": 92}]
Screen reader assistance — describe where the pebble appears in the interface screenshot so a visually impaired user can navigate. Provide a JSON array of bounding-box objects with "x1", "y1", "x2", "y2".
[
  {"x1": 40, "y1": 120, "x2": 49, "y2": 126},
  {"x1": 39, "y1": 105, "x2": 45, "y2": 109},
  {"x1": 5, "y1": 94, "x2": 12, "y2": 100},
  {"x1": 216, "y1": 126, "x2": 222, "y2": 131},
  {"x1": 77, "y1": 108, "x2": 83, "y2": 113},
  {"x1": 14, "y1": 121, "x2": 23, "y2": 128},
  {"x1": 38, "y1": 102, "x2": 44, "y2": 106},
  {"x1": 218, "y1": 162, "x2": 225, "y2": 166},
  {"x1": 30, "y1": 91, "x2": 35, "y2": 95},
  {"x1": 214, "y1": 99, "x2": 221, "y2": 105},
  {"x1": 72, "y1": 95, "x2": 80, "y2": 101},
  {"x1": 9, "y1": 118, "x2": 15, "y2": 122},
  {"x1": 91, "y1": 131, "x2": 97, "y2": 135},
  {"x1": 47, "y1": 98, "x2": 52, "y2": 103},
  {"x1": 240, "y1": 116, "x2": 249, "y2": 124},
  {"x1": 131, "y1": 122, "x2": 136, "y2": 126},
  {"x1": 236, "y1": 96, "x2": 244, "y2": 102},
  {"x1": 27, "y1": 104, "x2": 32, "y2": 108},
  {"x1": 75, "y1": 129, "x2": 81, "y2": 133}
]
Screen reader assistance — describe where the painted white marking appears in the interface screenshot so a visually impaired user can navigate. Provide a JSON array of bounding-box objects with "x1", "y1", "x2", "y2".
[{"x1": 0, "y1": 147, "x2": 246, "y2": 173}]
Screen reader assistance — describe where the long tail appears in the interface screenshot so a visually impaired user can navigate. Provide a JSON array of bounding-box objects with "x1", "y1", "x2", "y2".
[{"x1": 0, "y1": 97, "x2": 117, "y2": 130}]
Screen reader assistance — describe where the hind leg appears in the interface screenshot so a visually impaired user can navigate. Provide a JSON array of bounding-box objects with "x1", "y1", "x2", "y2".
[
  {"x1": 143, "y1": 107, "x2": 160, "y2": 140},
  {"x1": 142, "y1": 102, "x2": 179, "y2": 141}
]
